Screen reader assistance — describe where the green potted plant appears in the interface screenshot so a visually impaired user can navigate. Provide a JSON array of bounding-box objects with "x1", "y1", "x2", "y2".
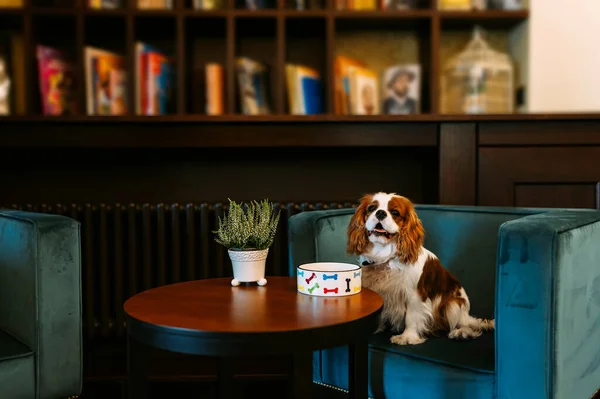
[{"x1": 213, "y1": 199, "x2": 281, "y2": 286}]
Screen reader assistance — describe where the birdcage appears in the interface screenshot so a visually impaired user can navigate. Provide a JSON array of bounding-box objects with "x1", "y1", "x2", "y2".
[{"x1": 441, "y1": 27, "x2": 514, "y2": 114}]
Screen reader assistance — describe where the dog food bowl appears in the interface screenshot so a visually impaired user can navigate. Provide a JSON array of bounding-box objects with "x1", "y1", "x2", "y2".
[{"x1": 297, "y1": 262, "x2": 361, "y2": 297}]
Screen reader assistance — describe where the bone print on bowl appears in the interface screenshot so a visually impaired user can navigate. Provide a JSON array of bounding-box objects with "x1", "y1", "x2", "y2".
[{"x1": 297, "y1": 262, "x2": 361, "y2": 297}]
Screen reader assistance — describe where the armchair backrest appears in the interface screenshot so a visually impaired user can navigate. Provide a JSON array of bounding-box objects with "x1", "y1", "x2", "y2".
[{"x1": 288, "y1": 205, "x2": 549, "y2": 319}]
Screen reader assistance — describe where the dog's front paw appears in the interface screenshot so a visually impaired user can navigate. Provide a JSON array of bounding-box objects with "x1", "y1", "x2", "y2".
[
  {"x1": 448, "y1": 327, "x2": 482, "y2": 340},
  {"x1": 390, "y1": 332, "x2": 425, "y2": 346}
]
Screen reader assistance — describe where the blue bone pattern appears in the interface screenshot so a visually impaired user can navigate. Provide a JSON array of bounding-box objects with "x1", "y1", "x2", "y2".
[
  {"x1": 354, "y1": 271, "x2": 361, "y2": 278},
  {"x1": 322, "y1": 273, "x2": 338, "y2": 281},
  {"x1": 298, "y1": 270, "x2": 304, "y2": 277}
]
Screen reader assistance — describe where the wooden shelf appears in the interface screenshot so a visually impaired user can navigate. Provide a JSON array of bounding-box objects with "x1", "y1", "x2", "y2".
[
  {"x1": 333, "y1": 10, "x2": 432, "y2": 18},
  {"x1": 1, "y1": 5, "x2": 530, "y2": 119},
  {"x1": 2, "y1": 113, "x2": 599, "y2": 123},
  {"x1": 439, "y1": 9, "x2": 529, "y2": 28},
  {"x1": 0, "y1": 115, "x2": 439, "y2": 148}
]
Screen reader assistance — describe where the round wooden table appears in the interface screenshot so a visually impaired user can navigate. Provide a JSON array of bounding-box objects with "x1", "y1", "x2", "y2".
[{"x1": 124, "y1": 276, "x2": 383, "y2": 399}]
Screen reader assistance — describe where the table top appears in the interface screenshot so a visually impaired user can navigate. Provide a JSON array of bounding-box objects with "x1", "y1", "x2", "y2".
[{"x1": 124, "y1": 277, "x2": 383, "y2": 335}]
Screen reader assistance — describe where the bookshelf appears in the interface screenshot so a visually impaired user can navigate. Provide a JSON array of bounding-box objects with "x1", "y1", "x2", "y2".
[{"x1": 0, "y1": 1, "x2": 529, "y2": 121}]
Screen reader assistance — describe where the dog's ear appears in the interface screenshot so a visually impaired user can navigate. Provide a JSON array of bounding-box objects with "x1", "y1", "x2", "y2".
[
  {"x1": 396, "y1": 200, "x2": 424, "y2": 264},
  {"x1": 347, "y1": 194, "x2": 372, "y2": 255}
]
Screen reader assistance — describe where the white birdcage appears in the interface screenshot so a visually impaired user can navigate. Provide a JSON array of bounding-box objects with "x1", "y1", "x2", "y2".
[{"x1": 441, "y1": 27, "x2": 514, "y2": 114}]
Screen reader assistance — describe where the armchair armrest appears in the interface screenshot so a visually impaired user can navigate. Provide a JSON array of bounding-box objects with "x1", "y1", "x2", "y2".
[
  {"x1": 496, "y1": 210, "x2": 600, "y2": 399},
  {"x1": 0, "y1": 210, "x2": 82, "y2": 397}
]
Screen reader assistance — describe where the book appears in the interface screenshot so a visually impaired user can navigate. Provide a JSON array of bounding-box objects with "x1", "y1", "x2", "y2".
[
  {"x1": 84, "y1": 46, "x2": 127, "y2": 115},
  {"x1": 236, "y1": 57, "x2": 270, "y2": 115},
  {"x1": 137, "y1": 0, "x2": 172, "y2": 9},
  {"x1": 135, "y1": 42, "x2": 172, "y2": 115},
  {"x1": 0, "y1": 32, "x2": 23, "y2": 115},
  {"x1": 380, "y1": 0, "x2": 415, "y2": 9},
  {"x1": 334, "y1": 55, "x2": 365, "y2": 115},
  {"x1": 0, "y1": 54, "x2": 10, "y2": 115},
  {"x1": 349, "y1": 66, "x2": 379, "y2": 115},
  {"x1": 36, "y1": 45, "x2": 77, "y2": 116},
  {"x1": 285, "y1": 64, "x2": 323, "y2": 115},
  {"x1": 382, "y1": 64, "x2": 421, "y2": 115},
  {"x1": 0, "y1": 0, "x2": 23, "y2": 7},
  {"x1": 205, "y1": 63, "x2": 224, "y2": 115},
  {"x1": 88, "y1": 0, "x2": 122, "y2": 8},
  {"x1": 244, "y1": 0, "x2": 267, "y2": 9},
  {"x1": 438, "y1": 0, "x2": 471, "y2": 10},
  {"x1": 193, "y1": 0, "x2": 225, "y2": 9}
]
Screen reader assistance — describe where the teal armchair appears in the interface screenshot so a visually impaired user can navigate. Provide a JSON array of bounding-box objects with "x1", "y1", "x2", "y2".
[
  {"x1": 0, "y1": 211, "x2": 82, "y2": 399},
  {"x1": 288, "y1": 205, "x2": 600, "y2": 399}
]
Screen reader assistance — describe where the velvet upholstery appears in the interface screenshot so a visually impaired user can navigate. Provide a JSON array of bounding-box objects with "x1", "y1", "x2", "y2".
[
  {"x1": 288, "y1": 205, "x2": 600, "y2": 399},
  {"x1": 0, "y1": 210, "x2": 82, "y2": 399}
]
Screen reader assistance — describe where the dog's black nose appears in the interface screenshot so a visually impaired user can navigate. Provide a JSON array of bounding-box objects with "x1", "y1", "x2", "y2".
[{"x1": 375, "y1": 210, "x2": 387, "y2": 220}]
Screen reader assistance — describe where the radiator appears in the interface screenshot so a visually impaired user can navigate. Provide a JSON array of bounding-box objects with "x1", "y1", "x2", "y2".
[{"x1": 4, "y1": 202, "x2": 356, "y2": 338}]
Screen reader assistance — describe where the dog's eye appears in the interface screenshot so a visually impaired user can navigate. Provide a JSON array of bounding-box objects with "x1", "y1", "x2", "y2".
[
  {"x1": 390, "y1": 210, "x2": 400, "y2": 217},
  {"x1": 367, "y1": 205, "x2": 376, "y2": 212}
]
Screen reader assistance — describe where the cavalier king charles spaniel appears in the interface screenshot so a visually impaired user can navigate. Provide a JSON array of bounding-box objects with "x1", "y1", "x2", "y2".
[{"x1": 347, "y1": 192, "x2": 494, "y2": 345}]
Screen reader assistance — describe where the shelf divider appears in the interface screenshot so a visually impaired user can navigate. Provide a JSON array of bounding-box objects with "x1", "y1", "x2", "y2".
[
  {"x1": 226, "y1": 13, "x2": 236, "y2": 114},
  {"x1": 23, "y1": 1, "x2": 34, "y2": 115},
  {"x1": 430, "y1": 12, "x2": 440, "y2": 114},
  {"x1": 325, "y1": 0, "x2": 335, "y2": 115},
  {"x1": 75, "y1": 0, "x2": 86, "y2": 116},
  {"x1": 175, "y1": 0, "x2": 186, "y2": 114},
  {"x1": 275, "y1": 10, "x2": 286, "y2": 114},
  {"x1": 126, "y1": 0, "x2": 136, "y2": 115}
]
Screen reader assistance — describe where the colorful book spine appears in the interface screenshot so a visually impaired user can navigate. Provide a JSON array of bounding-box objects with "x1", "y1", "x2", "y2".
[
  {"x1": 36, "y1": 45, "x2": 76, "y2": 116},
  {"x1": 205, "y1": 63, "x2": 224, "y2": 115}
]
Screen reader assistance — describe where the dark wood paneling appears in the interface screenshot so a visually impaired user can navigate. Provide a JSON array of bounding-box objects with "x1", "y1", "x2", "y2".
[
  {"x1": 0, "y1": 147, "x2": 438, "y2": 204},
  {"x1": 0, "y1": 120, "x2": 437, "y2": 148},
  {"x1": 439, "y1": 123, "x2": 476, "y2": 205},
  {"x1": 514, "y1": 184, "x2": 598, "y2": 209},
  {"x1": 478, "y1": 146, "x2": 600, "y2": 207},
  {"x1": 479, "y1": 121, "x2": 600, "y2": 146}
]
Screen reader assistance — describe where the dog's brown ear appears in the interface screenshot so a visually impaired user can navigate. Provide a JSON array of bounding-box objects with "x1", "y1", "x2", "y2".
[
  {"x1": 396, "y1": 199, "x2": 424, "y2": 264},
  {"x1": 347, "y1": 194, "x2": 372, "y2": 255}
]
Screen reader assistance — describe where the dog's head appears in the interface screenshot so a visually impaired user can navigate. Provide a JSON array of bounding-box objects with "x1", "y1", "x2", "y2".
[{"x1": 347, "y1": 192, "x2": 424, "y2": 264}]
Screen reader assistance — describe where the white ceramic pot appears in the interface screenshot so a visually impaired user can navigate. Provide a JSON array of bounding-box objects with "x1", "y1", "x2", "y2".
[
  {"x1": 297, "y1": 262, "x2": 361, "y2": 297},
  {"x1": 228, "y1": 248, "x2": 269, "y2": 287}
]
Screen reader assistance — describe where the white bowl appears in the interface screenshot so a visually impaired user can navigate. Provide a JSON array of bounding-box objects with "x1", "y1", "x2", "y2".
[{"x1": 297, "y1": 262, "x2": 362, "y2": 297}]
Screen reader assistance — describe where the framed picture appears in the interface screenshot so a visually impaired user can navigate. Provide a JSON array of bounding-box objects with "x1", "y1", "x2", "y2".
[{"x1": 382, "y1": 64, "x2": 421, "y2": 115}]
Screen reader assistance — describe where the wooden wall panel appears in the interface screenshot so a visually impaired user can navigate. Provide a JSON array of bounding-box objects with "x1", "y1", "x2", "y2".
[
  {"x1": 439, "y1": 123, "x2": 476, "y2": 205},
  {"x1": 0, "y1": 147, "x2": 439, "y2": 205},
  {"x1": 514, "y1": 183, "x2": 598, "y2": 209},
  {"x1": 478, "y1": 146, "x2": 600, "y2": 208},
  {"x1": 479, "y1": 121, "x2": 600, "y2": 146}
]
